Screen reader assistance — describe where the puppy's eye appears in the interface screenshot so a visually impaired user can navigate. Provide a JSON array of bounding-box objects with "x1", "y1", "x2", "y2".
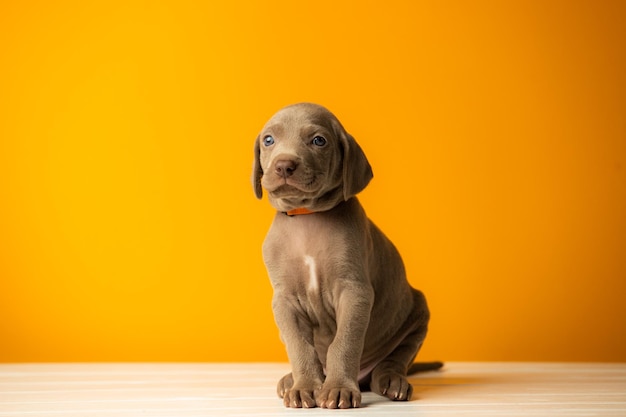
[
  {"x1": 312, "y1": 136, "x2": 327, "y2": 147},
  {"x1": 263, "y1": 135, "x2": 275, "y2": 146}
]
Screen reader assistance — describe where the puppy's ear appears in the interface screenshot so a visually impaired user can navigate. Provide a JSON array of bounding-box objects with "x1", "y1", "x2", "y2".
[
  {"x1": 252, "y1": 136, "x2": 263, "y2": 199},
  {"x1": 339, "y1": 130, "x2": 373, "y2": 201}
]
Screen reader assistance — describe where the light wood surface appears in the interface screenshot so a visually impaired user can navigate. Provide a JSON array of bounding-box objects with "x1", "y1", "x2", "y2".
[{"x1": 1, "y1": 362, "x2": 625, "y2": 416}]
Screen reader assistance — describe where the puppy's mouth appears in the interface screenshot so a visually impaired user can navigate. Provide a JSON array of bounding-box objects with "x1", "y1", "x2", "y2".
[
  {"x1": 263, "y1": 175, "x2": 321, "y2": 196},
  {"x1": 266, "y1": 181, "x2": 319, "y2": 198}
]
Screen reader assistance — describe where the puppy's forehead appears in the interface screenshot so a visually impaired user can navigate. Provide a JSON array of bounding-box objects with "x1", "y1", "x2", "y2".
[{"x1": 262, "y1": 104, "x2": 336, "y2": 135}]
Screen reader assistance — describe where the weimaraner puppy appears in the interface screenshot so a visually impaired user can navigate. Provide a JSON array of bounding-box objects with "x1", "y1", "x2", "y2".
[{"x1": 252, "y1": 103, "x2": 441, "y2": 409}]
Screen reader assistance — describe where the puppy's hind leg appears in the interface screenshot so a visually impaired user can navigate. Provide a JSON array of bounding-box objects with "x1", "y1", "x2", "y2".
[
  {"x1": 370, "y1": 339, "x2": 424, "y2": 400},
  {"x1": 370, "y1": 291, "x2": 430, "y2": 401}
]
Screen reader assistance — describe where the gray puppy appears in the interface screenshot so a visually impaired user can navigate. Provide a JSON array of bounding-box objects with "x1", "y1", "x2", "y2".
[{"x1": 252, "y1": 103, "x2": 441, "y2": 409}]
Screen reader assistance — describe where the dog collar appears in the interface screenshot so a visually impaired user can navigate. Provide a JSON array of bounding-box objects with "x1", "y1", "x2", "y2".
[{"x1": 284, "y1": 207, "x2": 316, "y2": 216}]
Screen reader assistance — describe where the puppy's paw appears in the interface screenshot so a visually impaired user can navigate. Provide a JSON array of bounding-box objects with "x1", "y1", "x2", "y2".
[
  {"x1": 276, "y1": 373, "x2": 294, "y2": 399},
  {"x1": 372, "y1": 371, "x2": 413, "y2": 401},
  {"x1": 315, "y1": 382, "x2": 361, "y2": 409},
  {"x1": 278, "y1": 375, "x2": 321, "y2": 408},
  {"x1": 283, "y1": 387, "x2": 317, "y2": 408}
]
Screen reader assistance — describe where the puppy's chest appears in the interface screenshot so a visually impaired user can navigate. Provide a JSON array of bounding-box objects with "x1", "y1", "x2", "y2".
[
  {"x1": 264, "y1": 217, "x2": 345, "y2": 296},
  {"x1": 282, "y1": 248, "x2": 337, "y2": 324}
]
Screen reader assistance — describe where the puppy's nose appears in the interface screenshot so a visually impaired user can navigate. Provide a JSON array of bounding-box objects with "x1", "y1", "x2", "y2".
[{"x1": 275, "y1": 159, "x2": 297, "y2": 178}]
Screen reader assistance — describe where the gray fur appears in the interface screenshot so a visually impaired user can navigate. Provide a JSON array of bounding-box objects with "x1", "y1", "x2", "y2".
[{"x1": 252, "y1": 103, "x2": 440, "y2": 409}]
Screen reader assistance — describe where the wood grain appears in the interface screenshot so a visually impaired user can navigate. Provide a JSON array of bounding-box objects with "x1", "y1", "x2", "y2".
[{"x1": 1, "y1": 362, "x2": 625, "y2": 416}]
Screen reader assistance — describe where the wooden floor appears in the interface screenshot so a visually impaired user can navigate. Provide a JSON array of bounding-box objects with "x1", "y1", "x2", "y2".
[{"x1": 1, "y1": 362, "x2": 625, "y2": 416}]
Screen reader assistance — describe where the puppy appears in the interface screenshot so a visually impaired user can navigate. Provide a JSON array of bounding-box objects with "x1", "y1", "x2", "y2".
[{"x1": 252, "y1": 103, "x2": 440, "y2": 409}]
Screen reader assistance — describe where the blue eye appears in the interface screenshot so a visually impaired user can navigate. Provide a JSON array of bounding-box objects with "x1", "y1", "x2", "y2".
[
  {"x1": 263, "y1": 135, "x2": 275, "y2": 146},
  {"x1": 312, "y1": 136, "x2": 327, "y2": 147}
]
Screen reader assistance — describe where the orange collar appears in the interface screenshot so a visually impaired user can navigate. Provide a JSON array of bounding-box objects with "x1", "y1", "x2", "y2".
[{"x1": 285, "y1": 207, "x2": 316, "y2": 216}]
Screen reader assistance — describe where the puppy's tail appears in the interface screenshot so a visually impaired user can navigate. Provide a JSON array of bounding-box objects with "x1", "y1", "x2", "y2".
[{"x1": 408, "y1": 361, "x2": 444, "y2": 375}]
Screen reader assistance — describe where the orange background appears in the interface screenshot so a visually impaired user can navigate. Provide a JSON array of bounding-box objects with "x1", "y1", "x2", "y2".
[{"x1": 1, "y1": 0, "x2": 625, "y2": 363}]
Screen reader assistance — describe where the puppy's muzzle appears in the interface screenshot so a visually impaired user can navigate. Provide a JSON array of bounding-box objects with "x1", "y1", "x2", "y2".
[{"x1": 274, "y1": 159, "x2": 298, "y2": 179}]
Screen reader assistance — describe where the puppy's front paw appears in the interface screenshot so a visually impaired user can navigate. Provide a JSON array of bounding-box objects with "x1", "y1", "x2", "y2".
[
  {"x1": 276, "y1": 373, "x2": 293, "y2": 399},
  {"x1": 283, "y1": 387, "x2": 317, "y2": 408},
  {"x1": 278, "y1": 375, "x2": 321, "y2": 408},
  {"x1": 315, "y1": 382, "x2": 361, "y2": 409},
  {"x1": 372, "y1": 371, "x2": 413, "y2": 401}
]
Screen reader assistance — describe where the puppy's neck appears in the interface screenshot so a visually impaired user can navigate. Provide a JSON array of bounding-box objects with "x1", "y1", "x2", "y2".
[
  {"x1": 280, "y1": 198, "x2": 361, "y2": 218},
  {"x1": 284, "y1": 207, "x2": 316, "y2": 216},
  {"x1": 272, "y1": 185, "x2": 345, "y2": 216}
]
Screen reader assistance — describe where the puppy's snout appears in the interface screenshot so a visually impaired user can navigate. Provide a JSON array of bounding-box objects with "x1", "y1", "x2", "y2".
[{"x1": 275, "y1": 159, "x2": 298, "y2": 178}]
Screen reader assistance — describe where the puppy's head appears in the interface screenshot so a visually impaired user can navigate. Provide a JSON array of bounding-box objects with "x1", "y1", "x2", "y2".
[{"x1": 252, "y1": 103, "x2": 373, "y2": 213}]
